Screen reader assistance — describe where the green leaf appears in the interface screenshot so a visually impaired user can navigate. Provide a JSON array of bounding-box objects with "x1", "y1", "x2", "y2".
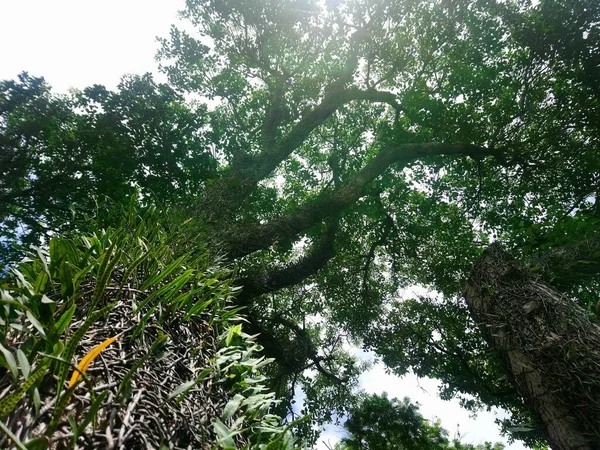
[
  {"x1": 33, "y1": 387, "x2": 41, "y2": 415},
  {"x1": 139, "y1": 255, "x2": 187, "y2": 291},
  {"x1": 26, "y1": 310, "x2": 47, "y2": 338},
  {"x1": 24, "y1": 437, "x2": 49, "y2": 450},
  {"x1": 77, "y1": 390, "x2": 108, "y2": 433},
  {"x1": 225, "y1": 324, "x2": 243, "y2": 347},
  {"x1": 0, "y1": 297, "x2": 31, "y2": 313},
  {"x1": 222, "y1": 393, "x2": 245, "y2": 421},
  {"x1": 212, "y1": 418, "x2": 237, "y2": 448},
  {"x1": 67, "y1": 415, "x2": 79, "y2": 444},
  {"x1": 33, "y1": 271, "x2": 49, "y2": 294},
  {"x1": 183, "y1": 297, "x2": 213, "y2": 320},
  {"x1": 0, "y1": 343, "x2": 18, "y2": 379},
  {"x1": 0, "y1": 358, "x2": 50, "y2": 419},
  {"x1": 119, "y1": 248, "x2": 151, "y2": 291},
  {"x1": 17, "y1": 349, "x2": 31, "y2": 379},
  {"x1": 167, "y1": 380, "x2": 196, "y2": 402},
  {"x1": 72, "y1": 265, "x2": 94, "y2": 294},
  {"x1": 0, "y1": 420, "x2": 28, "y2": 450},
  {"x1": 91, "y1": 237, "x2": 122, "y2": 307},
  {"x1": 58, "y1": 262, "x2": 74, "y2": 299},
  {"x1": 53, "y1": 303, "x2": 76, "y2": 339}
]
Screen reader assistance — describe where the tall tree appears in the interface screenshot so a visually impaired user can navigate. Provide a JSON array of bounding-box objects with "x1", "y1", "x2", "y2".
[
  {"x1": 2, "y1": 0, "x2": 599, "y2": 447},
  {"x1": 464, "y1": 244, "x2": 600, "y2": 450},
  {"x1": 336, "y1": 393, "x2": 504, "y2": 450},
  {"x1": 0, "y1": 72, "x2": 215, "y2": 263}
]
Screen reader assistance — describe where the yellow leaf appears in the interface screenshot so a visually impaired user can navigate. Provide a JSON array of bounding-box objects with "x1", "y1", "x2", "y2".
[{"x1": 69, "y1": 336, "x2": 117, "y2": 388}]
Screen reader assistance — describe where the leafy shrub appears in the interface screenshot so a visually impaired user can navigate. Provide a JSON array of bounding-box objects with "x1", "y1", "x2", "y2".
[{"x1": 0, "y1": 201, "x2": 302, "y2": 449}]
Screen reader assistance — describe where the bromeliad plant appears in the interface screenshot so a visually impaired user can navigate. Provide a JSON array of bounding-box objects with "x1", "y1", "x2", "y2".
[{"x1": 0, "y1": 201, "x2": 300, "y2": 449}]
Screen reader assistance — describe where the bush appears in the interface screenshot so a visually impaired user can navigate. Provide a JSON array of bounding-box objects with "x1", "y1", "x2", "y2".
[{"x1": 0, "y1": 202, "x2": 300, "y2": 449}]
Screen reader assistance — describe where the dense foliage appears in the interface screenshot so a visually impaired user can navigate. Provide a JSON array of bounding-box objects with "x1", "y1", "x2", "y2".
[
  {"x1": 1, "y1": 0, "x2": 599, "y2": 447},
  {"x1": 336, "y1": 393, "x2": 503, "y2": 450},
  {"x1": 0, "y1": 202, "x2": 298, "y2": 448},
  {"x1": 0, "y1": 73, "x2": 215, "y2": 262}
]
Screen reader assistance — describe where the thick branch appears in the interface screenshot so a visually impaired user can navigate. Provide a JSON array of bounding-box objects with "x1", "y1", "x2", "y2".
[
  {"x1": 249, "y1": 87, "x2": 403, "y2": 182},
  {"x1": 236, "y1": 219, "x2": 338, "y2": 305},
  {"x1": 224, "y1": 142, "x2": 499, "y2": 259},
  {"x1": 261, "y1": 75, "x2": 287, "y2": 149},
  {"x1": 201, "y1": 87, "x2": 405, "y2": 224}
]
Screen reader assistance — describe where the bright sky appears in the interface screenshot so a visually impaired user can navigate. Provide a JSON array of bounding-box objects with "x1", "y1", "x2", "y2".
[{"x1": 0, "y1": 2, "x2": 528, "y2": 449}]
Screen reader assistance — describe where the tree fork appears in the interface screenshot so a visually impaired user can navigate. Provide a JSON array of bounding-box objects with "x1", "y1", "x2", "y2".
[
  {"x1": 223, "y1": 142, "x2": 499, "y2": 258},
  {"x1": 464, "y1": 243, "x2": 600, "y2": 450}
]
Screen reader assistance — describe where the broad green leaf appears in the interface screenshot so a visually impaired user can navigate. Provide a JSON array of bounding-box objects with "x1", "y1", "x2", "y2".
[
  {"x1": 0, "y1": 343, "x2": 18, "y2": 379},
  {"x1": 33, "y1": 271, "x2": 49, "y2": 294},
  {"x1": 225, "y1": 324, "x2": 243, "y2": 347},
  {"x1": 222, "y1": 393, "x2": 245, "y2": 421},
  {"x1": 212, "y1": 418, "x2": 237, "y2": 448},
  {"x1": 26, "y1": 310, "x2": 47, "y2": 338},
  {"x1": 17, "y1": 349, "x2": 31, "y2": 379}
]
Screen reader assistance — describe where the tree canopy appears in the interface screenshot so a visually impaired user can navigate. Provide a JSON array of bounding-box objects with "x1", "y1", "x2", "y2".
[
  {"x1": 1, "y1": 0, "x2": 599, "y2": 447},
  {"x1": 336, "y1": 393, "x2": 504, "y2": 450}
]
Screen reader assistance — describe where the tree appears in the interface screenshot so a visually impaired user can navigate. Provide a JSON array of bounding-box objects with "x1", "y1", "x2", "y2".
[
  {"x1": 2, "y1": 0, "x2": 599, "y2": 447},
  {"x1": 0, "y1": 72, "x2": 215, "y2": 263},
  {"x1": 464, "y1": 244, "x2": 600, "y2": 450},
  {"x1": 336, "y1": 393, "x2": 504, "y2": 450}
]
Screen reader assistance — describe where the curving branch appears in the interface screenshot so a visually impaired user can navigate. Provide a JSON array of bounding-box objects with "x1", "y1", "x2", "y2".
[
  {"x1": 242, "y1": 310, "x2": 348, "y2": 384},
  {"x1": 201, "y1": 84, "x2": 405, "y2": 224},
  {"x1": 247, "y1": 87, "x2": 403, "y2": 183},
  {"x1": 236, "y1": 219, "x2": 338, "y2": 305},
  {"x1": 271, "y1": 315, "x2": 348, "y2": 384},
  {"x1": 224, "y1": 142, "x2": 502, "y2": 258}
]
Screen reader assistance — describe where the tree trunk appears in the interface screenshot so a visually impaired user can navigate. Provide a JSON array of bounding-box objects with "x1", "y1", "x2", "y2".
[{"x1": 463, "y1": 243, "x2": 600, "y2": 450}]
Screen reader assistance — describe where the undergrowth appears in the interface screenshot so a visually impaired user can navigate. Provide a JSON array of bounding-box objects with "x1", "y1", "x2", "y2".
[{"x1": 0, "y1": 200, "x2": 300, "y2": 449}]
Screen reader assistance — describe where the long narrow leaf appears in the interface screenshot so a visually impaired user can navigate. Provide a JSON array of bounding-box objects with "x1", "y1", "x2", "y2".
[
  {"x1": 53, "y1": 303, "x2": 76, "y2": 339},
  {"x1": 56, "y1": 302, "x2": 115, "y2": 397},
  {"x1": 26, "y1": 310, "x2": 47, "y2": 339},
  {"x1": 139, "y1": 255, "x2": 187, "y2": 292},
  {"x1": 77, "y1": 390, "x2": 108, "y2": 433},
  {"x1": 119, "y1": 249, "x2": 151, "y2": 291},
  {"x1": 116, "y1": 332, "x2": 169, "y2": 399},
  {"x1": 91, "y1": 237, "x2": 122, "y2": 307},
  {"x1": 0, "y1": 343, "x2": 18, "y2": 378},
  {"x1": 69, "y1": 336, "x2": 117, "y2": 388},
  {"x1": 0, "y1": 420, "x2": 27, "y2": 450},
  {"x1": 16, "y1": 349, "x2": 30, "y2": 380},
  {"x1": 0, "y1": 358, "x2": 49, "y2": 419}
]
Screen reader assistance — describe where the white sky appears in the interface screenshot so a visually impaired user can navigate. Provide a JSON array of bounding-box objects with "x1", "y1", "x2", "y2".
[{"x1": 0, "y1": 2, "x2": 528, "y2": 449}]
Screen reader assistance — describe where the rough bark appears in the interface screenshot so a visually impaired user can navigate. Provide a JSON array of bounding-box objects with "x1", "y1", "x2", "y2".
[
  {"x1": 236, "y1": 220, "x2": 338, "y2": 376},
  {"x1": 464, "y1": 243, "x2": 600, "y2": 450}
]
